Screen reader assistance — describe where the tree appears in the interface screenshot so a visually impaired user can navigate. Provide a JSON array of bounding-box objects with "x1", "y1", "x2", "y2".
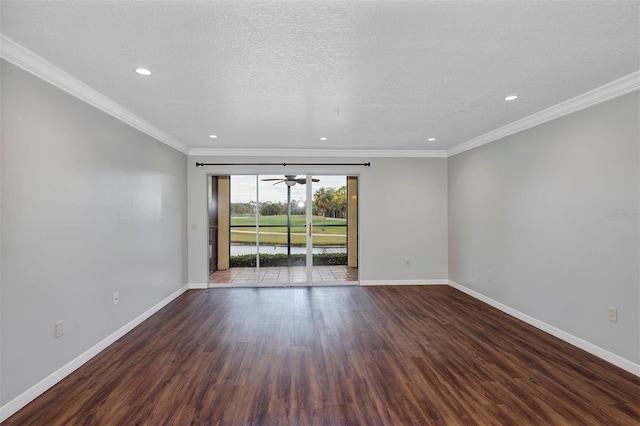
[
  {"x1": 259, "y1": 201, "x2": 280, "y2": 216},
  {"x1": 333, "y1": 185, "x2": 347, "y2": 218},
  {"x1": 230, "y1": 202, "x2": 256, "y2": 217},
  {"x1": 314, "y1": 187, "x2": 334, "y2": 231}
]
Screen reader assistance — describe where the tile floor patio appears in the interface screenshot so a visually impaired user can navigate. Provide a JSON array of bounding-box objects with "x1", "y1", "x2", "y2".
[{"x1": 209, "y1": 265, "x2": 358, "y2": 285}]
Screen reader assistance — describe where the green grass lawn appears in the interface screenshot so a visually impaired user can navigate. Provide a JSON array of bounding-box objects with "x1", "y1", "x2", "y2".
[{"x1": 230, "y1": 215, "x2": 347, "y2": 246}]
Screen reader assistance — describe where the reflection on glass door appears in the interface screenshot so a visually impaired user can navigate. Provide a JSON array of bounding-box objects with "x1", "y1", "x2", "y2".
[{"x1": 208, "y1": 174, "x2": 358, "y2": 286}]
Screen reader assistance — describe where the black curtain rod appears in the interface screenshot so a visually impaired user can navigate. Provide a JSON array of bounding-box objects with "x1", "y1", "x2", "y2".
[{"x1": 195, "y1": 162, "x2": 371, "y2": 167}]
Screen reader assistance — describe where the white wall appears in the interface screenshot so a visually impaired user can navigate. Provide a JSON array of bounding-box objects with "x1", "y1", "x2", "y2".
[
  {"x1": 187, "y1": 156, "x2": 449, "y2": 286},
  {"x1": 448, "y1": 92, "x2": 640, "y2": 365},
  {"x1": 0, "y1": 61, "x2": 188, "y2": 407}
]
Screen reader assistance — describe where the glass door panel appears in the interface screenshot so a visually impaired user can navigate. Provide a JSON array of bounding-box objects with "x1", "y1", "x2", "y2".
[
  {"x1": 229, "y1": 175, "x2": 258, "y2": 285},
  {"x1": 258, "y1": 175, "x2": 308, "y2": 286},
  {"x1": 310, "y1": 176, "x2": 358, "y2": 285},
  {"x1": 229, "y1": 175, "x2": 259, "y2": 284},
  {"x1": 209, "y1": 175, "x2": 259, "y2": 285}
]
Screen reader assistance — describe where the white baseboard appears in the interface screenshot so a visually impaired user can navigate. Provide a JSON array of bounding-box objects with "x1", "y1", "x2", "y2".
[
  {"x1": 360, "y1": 279, "x2": 448, "y2": 286},
  {"x1": 448, "y1": 280, "x2": 640, "y2": 377},
  {"x1": 188, "y1": 282, "x2": 208, "y2": 289},
  {"x1": 0, "y1": 284, "x2": 189, "y2": 423}
]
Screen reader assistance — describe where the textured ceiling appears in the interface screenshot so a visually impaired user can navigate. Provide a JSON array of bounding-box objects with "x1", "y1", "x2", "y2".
[{"x1": 1, "y1": 1, "x2": 639, "y2": 153}]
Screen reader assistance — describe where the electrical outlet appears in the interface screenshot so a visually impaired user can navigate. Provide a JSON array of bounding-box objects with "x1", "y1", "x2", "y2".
[
  {"x1": 55, "y1": 320, "x2": 64, "y2": 338},
  {"x1": 608, "y1": 308, "x2": 618, "y2": 322},
  {"x1": 405, "y1": 260, "x2": 410, "y2": 267},
  {"x1": 113, "y1": 291, "x2": 120, "y2": 305},
  {"x1": 487, "y1": 271, "x2": 492, "y2": 282}
]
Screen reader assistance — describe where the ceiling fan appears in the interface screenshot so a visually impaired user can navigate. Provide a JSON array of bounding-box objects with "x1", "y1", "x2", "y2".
[{"x1": 261, "y1": 175, "x2": 320, "y2": 186}]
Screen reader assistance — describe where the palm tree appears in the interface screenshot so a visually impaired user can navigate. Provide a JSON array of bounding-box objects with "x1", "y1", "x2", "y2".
[{"x1": 314, "y1": 187, "x2": 333, "y2": 231}]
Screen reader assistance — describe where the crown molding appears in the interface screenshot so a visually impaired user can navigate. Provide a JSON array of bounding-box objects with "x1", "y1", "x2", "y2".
[
  {"x1": 447, "y1": 71, "x2": 640, "y2": 157},
  {"x1": 0, "y1": 34, "x2": 189, "y2": 154},
  {"x1": 4, "y1": 34, "x2": 635, "y2": 159},
  {"x1": 188, "y1": 148, "x2": 448, "y2": 158}
]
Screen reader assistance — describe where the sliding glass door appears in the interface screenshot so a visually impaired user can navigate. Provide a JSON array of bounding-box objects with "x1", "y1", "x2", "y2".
[{"x1": 208, "y1": 174, "x2": 358, "y2": 286}]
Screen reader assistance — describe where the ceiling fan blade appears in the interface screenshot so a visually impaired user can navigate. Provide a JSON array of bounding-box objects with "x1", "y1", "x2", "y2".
[
  {"x1": 294, "y1": 178, "x2": 321, "y2": 185},
  {"x1": 272, "y1": 180, "x2": 285, "y2": 185},
  {"x1": 261, "y1": 178, "x2": 284, "y2": 181}
]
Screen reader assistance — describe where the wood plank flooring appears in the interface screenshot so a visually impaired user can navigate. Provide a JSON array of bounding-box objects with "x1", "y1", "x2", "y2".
[{"x1": 4, "y1": 286, "x2": 639, "y2": 425}]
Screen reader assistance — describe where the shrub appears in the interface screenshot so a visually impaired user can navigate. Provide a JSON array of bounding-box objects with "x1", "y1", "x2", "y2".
[{"x1": 230, "y1": 253, "x2": 346, "y2": 267}]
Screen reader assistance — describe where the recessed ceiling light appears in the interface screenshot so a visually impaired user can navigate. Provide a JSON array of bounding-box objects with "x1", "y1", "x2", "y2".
[
  {"x1": 504, "y1": 94, "x2": 518, "y2": 101},
  {"x1": 209, "y1": 135, "x2": 217, "y2": 139},
  {"x1": 135, "y1": 68, "x2": 152, "y2": 76},
  {"x1": 320, "y1": 137, "x2": 327, "y2": 141},
  {"x1": 428, "y1": 137, "x2": 436, "y2": 142}
]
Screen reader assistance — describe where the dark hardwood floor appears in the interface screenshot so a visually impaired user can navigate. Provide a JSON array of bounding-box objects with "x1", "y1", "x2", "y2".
[{"x1": 4, "y1": 286, "x2": 639, "y2": 425}]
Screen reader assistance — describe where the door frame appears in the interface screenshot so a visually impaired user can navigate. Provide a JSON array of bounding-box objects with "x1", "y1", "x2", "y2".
[{"x1": 206, "y1": 172, "x2": 360, "y2": 287}]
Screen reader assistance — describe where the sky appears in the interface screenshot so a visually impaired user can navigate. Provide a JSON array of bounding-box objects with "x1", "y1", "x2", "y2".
[{"x1": 230, "y1": 175, "x2": 348, "y2": 203}]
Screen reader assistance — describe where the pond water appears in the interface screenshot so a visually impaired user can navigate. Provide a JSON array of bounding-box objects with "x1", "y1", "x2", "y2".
[{"x1": 231, "y1": 244, "x2": 346, "y2": 256}]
